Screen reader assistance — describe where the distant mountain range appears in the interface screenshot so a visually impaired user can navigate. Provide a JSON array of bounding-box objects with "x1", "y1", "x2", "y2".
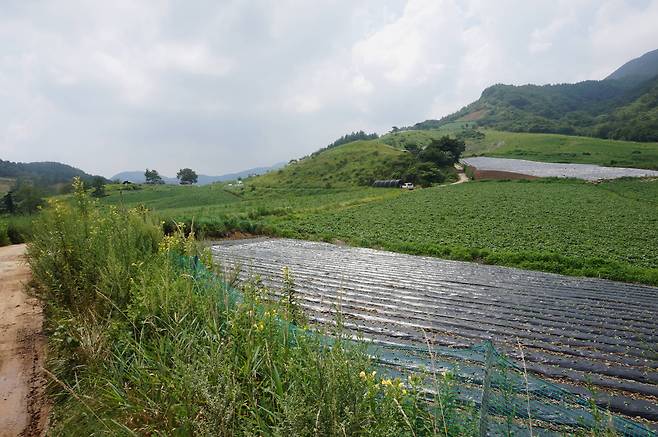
[
  {"x1": 411, "y1": 48, "x2": 658, "y2": 142},
  {"x1": 111, "y1": 162, "x2": 286, "y2": 185}
]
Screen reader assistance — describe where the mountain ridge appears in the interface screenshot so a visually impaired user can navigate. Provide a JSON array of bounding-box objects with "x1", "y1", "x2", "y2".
[
  {"x1": 605, "y1": 48, "x2": 658, "y2": 82},
  {"x1": 409, "y1": 48, "x2": 658, "y2": 142}
]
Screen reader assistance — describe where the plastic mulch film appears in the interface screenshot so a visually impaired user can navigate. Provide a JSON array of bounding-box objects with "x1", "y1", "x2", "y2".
[{"x1": 180, "y1": 255, "x2": 656, "y2": 436}]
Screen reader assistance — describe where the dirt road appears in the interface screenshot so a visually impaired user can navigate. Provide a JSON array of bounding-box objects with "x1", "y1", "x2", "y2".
[
  {"x1": 0, "y1": 244, "x2": 47, "y2": 437},
  {"x1": 452, "y1": 163, "x2": 469, "y2": 184}
]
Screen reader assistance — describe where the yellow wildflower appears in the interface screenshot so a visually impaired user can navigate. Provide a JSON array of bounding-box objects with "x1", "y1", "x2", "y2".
[{"x1": 359, "y1": 371, "x2": 366, "y2": 379}]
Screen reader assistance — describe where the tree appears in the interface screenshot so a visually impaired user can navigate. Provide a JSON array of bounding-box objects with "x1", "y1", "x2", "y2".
[
  {"x1": 419, "y1": 136, "x2": 466, "y2": 166},
  {"x1": 177, "y1": 168, "x2": 198, "y2": 185},
  {"x1": 403, "y1": 143, "x2": 421, "y2": 156},
  {"x1": 144, "y1": 168, "x2": 164, "y2": 184},
  {"x1": 11, "y1": 182, "x2": 44, "y2": 213},
  {"x1": 2, "y1": 192, "x2": 15, "y2": 214},
  {"x1": 404, "y1": 162, "x2": 445, "y2": 187},
  {"x1": 91, "y1": 177, "x2": 106, "y2": 198}
]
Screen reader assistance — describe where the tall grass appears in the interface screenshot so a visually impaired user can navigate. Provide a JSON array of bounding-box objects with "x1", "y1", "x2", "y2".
[
  {"x1": 0, "y1": 214, "x2": 35, "y2": 246},
  {"x1": 28, "y1": 178, "x2": 471, "y2": 435}
]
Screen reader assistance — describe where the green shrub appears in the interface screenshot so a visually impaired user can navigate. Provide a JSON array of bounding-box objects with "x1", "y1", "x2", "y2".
[
  {"x1": 0, "y1": 223, "x2": 9, "y2": 246},
  {"x1": 28, "y1": 178, "x2": 161, "y2": 312},
  {"x1": 6, "y1": 218, "x2": 32, "y2": 243}
]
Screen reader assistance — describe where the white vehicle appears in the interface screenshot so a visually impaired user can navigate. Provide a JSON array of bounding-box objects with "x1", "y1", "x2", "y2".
[{"x1": 401, "y1": 182, "x2": 414, "y2": 190}]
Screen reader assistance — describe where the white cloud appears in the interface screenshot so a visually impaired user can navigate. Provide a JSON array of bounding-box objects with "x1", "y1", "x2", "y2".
[
  {"x1": 0, "y1": 0, "x2": 657, "y2": 176},
  {"x1": 352, "y1": 0, "x2": 456, "y2": 85}
]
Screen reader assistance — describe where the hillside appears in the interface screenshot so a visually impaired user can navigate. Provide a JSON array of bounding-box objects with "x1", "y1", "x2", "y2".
[
  {"x1": 411, "y1": 48, "x2": 658, "y2": 142},
  {"x1": 0, "y1": 177, "x2": 14, "y2": 194},
  {"x1": 252, "y1": 140, "x2": 415, "y2": 187},
  {"x1": 0, "y1": 159, "x2": 105, "y2": 190},
  {"x1": 463, "y1": 129, "x2": 658, "y2": 169}
]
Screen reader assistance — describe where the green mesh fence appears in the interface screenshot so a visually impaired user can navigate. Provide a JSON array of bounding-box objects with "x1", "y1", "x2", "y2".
[{"x1": 179, "y1": 255, "x2": 656, "y2": 436}]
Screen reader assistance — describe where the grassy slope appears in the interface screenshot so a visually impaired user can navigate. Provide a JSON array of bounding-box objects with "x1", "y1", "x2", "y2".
[
  {"x1": 389, "y1": 123, "x2": 658, "y2": 169},
  {"x1": 466, "y1": 130, "x2": 658, "y2": 169},
  {"x1": 103, "y1": 183, "x2": 242, "y2": 210},
  {"x1": 101, "y1": 183, "x2": 405, "y2": 236},
  {"x1": 253, "y1": 140, "x2": 412, "y2": 187}
]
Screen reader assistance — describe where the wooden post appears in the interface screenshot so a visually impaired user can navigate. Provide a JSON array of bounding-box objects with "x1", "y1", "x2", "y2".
[{"x1": 479, "y1": 340, "x2": 495, "y2": 437}]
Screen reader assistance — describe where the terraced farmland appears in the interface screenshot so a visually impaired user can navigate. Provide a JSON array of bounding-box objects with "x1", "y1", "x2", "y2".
[{"x1": 212, "y1": 238, "x2": 658, "y2": 426}]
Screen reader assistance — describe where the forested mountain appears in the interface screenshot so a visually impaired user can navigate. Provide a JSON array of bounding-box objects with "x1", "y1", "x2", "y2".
[
  {"x1": 412, "y1": 49, "x2": 658, "y2": 142},
  {"x1": 0, "y1": 159, "x2": 105, "y2": 188}
]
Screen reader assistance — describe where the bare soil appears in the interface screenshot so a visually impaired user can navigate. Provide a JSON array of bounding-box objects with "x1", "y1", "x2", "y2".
[
  {"x1": 452, "y1": 163, "x2": 470, "y2": 184},
  {"x1": 473, "y1": 169, "x2": 538, "y2": 180},
  {"x1": 0, "y1": 244, "x2": 48, "y2": 437}
]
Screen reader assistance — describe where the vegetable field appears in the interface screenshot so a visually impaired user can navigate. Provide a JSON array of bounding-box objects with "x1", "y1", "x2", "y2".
[
  {"x1": 273, "y1": 178, "x2": 658, "y2": 285},
  {"x1": 212, "y1": 238, "x2": 658, "y2": 425},
  {"x1": 100, "y1": 177, "x2": 658, "y2": 285}
]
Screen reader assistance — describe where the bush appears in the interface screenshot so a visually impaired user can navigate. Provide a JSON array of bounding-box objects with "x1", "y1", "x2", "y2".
[
  {"x1": 0, "y1": 224, "x2": 9, "y2": 246},
  {"x1": 7, "y1": 218, "x2": 32, "y2": 243},
  {"x1": 28, "y1": 178, "x2": 161, "y2": 312}
]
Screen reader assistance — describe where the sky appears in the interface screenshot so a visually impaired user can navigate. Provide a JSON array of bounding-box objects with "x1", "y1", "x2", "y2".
[{"x1": 1, "y1": 0, "x2": 658, "y2": 178}]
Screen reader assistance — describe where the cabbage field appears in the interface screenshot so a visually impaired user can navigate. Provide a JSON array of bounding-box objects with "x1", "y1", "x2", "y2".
[{"x1": 272, "y1": 178, "x2": 658, "y2": 285}]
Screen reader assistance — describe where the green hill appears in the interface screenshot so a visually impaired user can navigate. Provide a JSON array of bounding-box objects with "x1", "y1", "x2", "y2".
[
  {"x1": 463, "y1": 129, "x2": 658, "y2": 169},
  {"x1": 253, "y1": 136, "x2": 465, "y2": 188},
  {"x1": 253, "y1": 140, "x2": 415, "y2": 188},
  {"x1": 411, "y1": 49, "x2": 658, "y2": 142},
  {"x1": 0, "y1": 159, "x2": 106, "y2": 191},
  {"x1": 380, "y1": 122, "x2": 658, "y2": 169}
]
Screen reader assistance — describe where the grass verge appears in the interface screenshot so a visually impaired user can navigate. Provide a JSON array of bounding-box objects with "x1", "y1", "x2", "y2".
[{"x1": 28, "y1": 178, "x2": 474, "y2": 435}]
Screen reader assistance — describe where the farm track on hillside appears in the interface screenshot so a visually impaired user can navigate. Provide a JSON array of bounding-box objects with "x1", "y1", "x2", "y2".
[{"x1": 212, "y1": 238, "x2": 658, "y2": 425}]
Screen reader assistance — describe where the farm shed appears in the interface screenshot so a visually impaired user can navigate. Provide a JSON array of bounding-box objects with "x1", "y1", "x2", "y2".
[{"x1": 372, "y1": 179, "x2": 402, "y2": 188}]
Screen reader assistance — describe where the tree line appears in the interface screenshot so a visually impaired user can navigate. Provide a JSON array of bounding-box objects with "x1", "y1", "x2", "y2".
[{"x1": 143, "y1": 168, "x2": 198, "y2": 184}]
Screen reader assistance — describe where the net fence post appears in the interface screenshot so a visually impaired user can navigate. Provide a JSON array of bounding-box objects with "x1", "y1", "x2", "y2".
[{"x1": 479, "y1": 340, "x2": 494, "y2": 437}]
